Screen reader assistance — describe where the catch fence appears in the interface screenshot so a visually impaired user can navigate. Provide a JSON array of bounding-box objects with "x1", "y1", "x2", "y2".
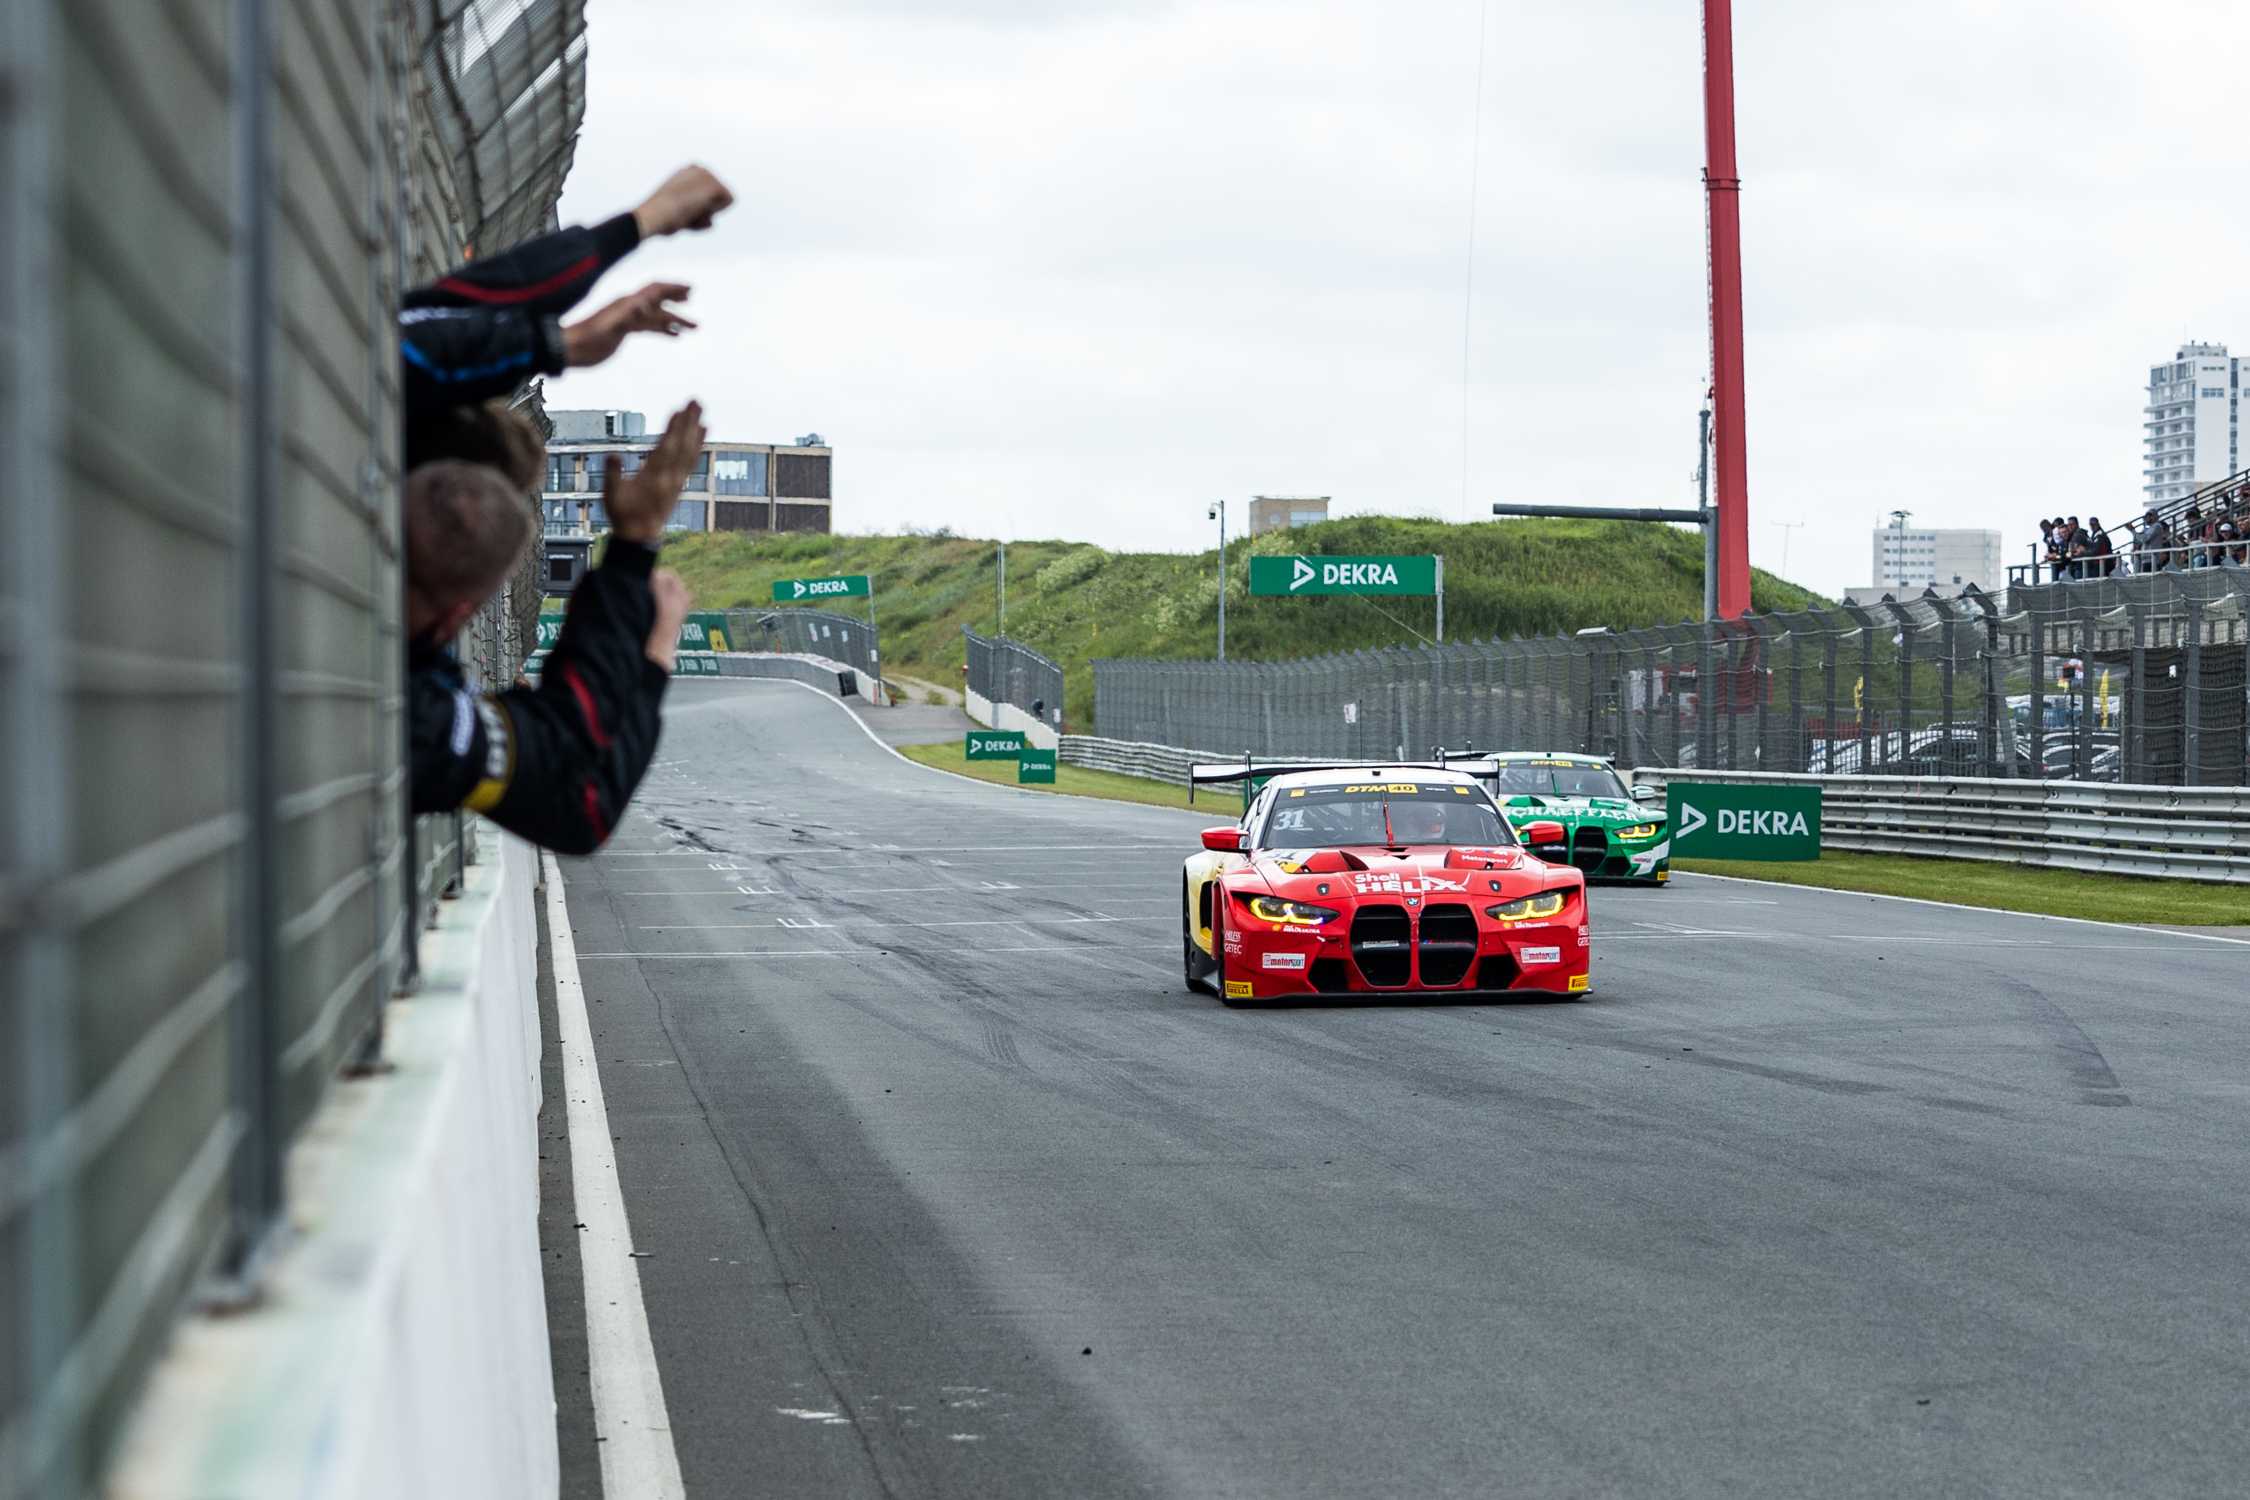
[
  {"x1": 724, "y1": 607, "x2": 881, "y2": 678},
  {"x1": 1093, "y1": 573, "x2": 2250, "y2": 788},
  {"x1": 0, "y1": 1, "x2": 582, "y2": 1493},
  {"x1": 965, "y1": 627, "x2": 1065, "y2": 731}
]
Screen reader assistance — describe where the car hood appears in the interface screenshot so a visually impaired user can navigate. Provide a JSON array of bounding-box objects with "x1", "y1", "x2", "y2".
[
  {"x1": 1251, "y1": 845, "x2": 1574, "y2": 900},
  {"x1": 1498, "y1": 796, "x2": 1661, "y2": 826}
]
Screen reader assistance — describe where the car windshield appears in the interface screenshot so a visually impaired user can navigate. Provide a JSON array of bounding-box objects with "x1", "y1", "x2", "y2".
[
  {"x1": 1492, "y1": 762, "x2": 1632, "y2": 800},
  {"x1": 1258, "y1": 781, "x2": 1513, "y2": 850}
]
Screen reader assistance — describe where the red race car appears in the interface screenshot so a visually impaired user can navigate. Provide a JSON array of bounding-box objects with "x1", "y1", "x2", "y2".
[{"x1": 1181, "y1": 761, "x2": 1590, "y2": 1005}]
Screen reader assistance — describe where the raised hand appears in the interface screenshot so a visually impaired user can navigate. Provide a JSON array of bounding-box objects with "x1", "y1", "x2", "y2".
[
  {"x1": 562, "y1": 282, "x2": 694, "y2": 369},
  {"x1": 602, "y1": 401, "x2": 707, "y2": 545},
  {"x1": 633, "y1": 165, "x2": 734, "y2": 238}
]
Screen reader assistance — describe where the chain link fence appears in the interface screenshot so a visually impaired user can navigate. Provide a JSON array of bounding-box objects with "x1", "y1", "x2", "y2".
[
  {"x1": 1094, "y1": 573, "x2": 2250, "y2": 788},
  {"x1": 965, "y1": 627, "x2": 1065, "y2": 730},
  {"x1": 723, "y1": 607, "x2": 881, "y2": 677},
  {"x1": 0, "y1": 1, "x2": 581, "y2": 1492}
]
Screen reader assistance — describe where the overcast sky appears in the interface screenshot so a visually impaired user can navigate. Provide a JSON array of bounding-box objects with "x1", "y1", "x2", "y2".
[{"x1": 553, "y1": 0, "x2": 2250, "y2": 598}]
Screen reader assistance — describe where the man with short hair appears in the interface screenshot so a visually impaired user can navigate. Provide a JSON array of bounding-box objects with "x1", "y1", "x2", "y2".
[
  {"x1": 407, "y1": 402, "x2": 705, "y2": 854},
  {"x1": 2138, "y1": 509, "x2": 2172, "y2": 572}
]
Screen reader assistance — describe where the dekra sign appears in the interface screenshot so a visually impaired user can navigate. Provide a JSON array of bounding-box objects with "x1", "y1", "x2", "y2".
[
  {"x1": 1308, "y1": 561, "x2": 1398, "y2": 588},
  {"x1": 1714, "y1": 808, "x2": 1808, "y2": 837}
]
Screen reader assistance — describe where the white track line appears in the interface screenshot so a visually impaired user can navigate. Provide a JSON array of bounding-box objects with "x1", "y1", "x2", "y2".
[
  {"x1": 753, "y1": 676, "x2": 1218, "y2": 814},
  {"x1": 1673, "y1": 871, "x2": 2250, "y2": 947},
  {"x1": 545, "y1": 853, "x2": 687, "y2": 1499},
  {"x1": 575, "y1": 942, "x2": 1149, "y2": 959}
]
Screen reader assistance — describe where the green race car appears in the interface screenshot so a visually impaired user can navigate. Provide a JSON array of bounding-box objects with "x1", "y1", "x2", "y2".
[{"x1": 1486, "y1": 752, "x2": 1670, "y2": 884}]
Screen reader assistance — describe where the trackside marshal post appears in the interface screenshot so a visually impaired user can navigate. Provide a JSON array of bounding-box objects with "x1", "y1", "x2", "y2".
[{"x1": 1665, "y1": 783, "x2": 1822, "y2": 861}]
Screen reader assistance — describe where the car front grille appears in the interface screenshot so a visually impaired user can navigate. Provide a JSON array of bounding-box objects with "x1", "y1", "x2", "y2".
[
  {"x1": 1349, "y1": 905, "x2": 1412, "y2": 987},
  {"x1": 1571, "y1": 826, "x2": 1607, "y2": 873},
  {"x1": 1416, "y1": 903, "x2": 1477, "y2": 987}
]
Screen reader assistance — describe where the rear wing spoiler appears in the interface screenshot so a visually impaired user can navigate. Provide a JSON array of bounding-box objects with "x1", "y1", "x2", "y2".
[{"x1": 1187, "y1": 755, "x2": 1502, "y2": 807}]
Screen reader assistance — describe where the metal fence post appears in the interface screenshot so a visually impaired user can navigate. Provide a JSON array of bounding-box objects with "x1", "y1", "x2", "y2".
[
  {"x1": 230, "y1": 0, "x2": 282, "y2": 1264},
  {"x1": 2184, "y1": 597, "x2": 2204, "y2": 786}
]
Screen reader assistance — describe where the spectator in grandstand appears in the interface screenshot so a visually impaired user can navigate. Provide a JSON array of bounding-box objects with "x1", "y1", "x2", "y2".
[
  {"x1": 2217, "y1": 517, "x2": 2243, "y2": 566},
  {"x1": 2136, "y1": 509, "x2": 2173, "y2": 572},
  {"x1": 406, "y1": 401, "x2": 706, "y2": 854},
  {"x1": 399, "y1": 163, "x2": 733, "y2": 418},
  {"x1": 2039, "y1": 518, "x2": 2062, "y2": 582},
  {"x1": 2083, "y1": 517, "x2": 2116, "y2": 578},
  {"x1": 2052, "y1": 519, "x2": 2079, "y2": 584}
]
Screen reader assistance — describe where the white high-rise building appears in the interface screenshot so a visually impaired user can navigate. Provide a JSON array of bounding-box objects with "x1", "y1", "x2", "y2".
[
  {"x1": 1869, "y1": 521, "x2": 2004, "y2": 595},
  {"x1": 2145, "y1": 341, "x2": 2245, "y2": 506}
]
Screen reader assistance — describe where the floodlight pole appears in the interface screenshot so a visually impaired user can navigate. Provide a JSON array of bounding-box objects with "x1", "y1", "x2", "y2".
[
  {"x1": 1698, "y1": 401, "x2": 1716, "y2": 624},
  {"x1": 1210, "y1": 500, "x2": 1228, "y2": 662},
  {"x1": 1704, "y1": 0, "x2": 1751, "y2": 619}
]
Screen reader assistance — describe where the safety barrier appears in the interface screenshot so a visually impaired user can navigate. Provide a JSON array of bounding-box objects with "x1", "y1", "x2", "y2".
[
  {"x1": 965, "y1": 627, "x2": 1064, "y2": 747},
  {"x1": 1628, "y1": 768, "x2": 2250, "y2": 884},
  {"x1": 1060, "y1": 735, "x2": 2250, "y2": 884},
  {"x1": 1059, "y1": 735, "x2": 1210, "y2": 784},
  {"x1": 111, "y1": 825, "x2": 554, "y2": 1499},
  {"x1": 693, "y1": 650, "x2": 889, "y2": 704}
]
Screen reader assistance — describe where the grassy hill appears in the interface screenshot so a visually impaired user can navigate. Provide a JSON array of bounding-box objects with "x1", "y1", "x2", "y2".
[{"x1": 661, "y1": 516, "x2": 1824, "y2": 729}]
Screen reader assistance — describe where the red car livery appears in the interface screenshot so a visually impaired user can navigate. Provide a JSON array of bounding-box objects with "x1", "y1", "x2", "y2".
[{"x1": 1180, "y1": 763, "x2": 1591, "y2": 1005}]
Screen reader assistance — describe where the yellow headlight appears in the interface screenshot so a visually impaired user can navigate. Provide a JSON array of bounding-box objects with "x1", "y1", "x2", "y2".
[
  {"x1": 1619, "y1": 823, "x2": 1660, "y2": 840},
  {"x1": 1246, "y1": 895, "x2": 1337, "y2": 926},
  {"x1": 1486, "y1": 891, "x2": 1567, "y2": 921}
]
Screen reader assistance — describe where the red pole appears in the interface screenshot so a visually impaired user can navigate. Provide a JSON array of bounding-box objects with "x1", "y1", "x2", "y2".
[{"x1": 1704, "y1": 0, "x2": 1751, "y2": 619}]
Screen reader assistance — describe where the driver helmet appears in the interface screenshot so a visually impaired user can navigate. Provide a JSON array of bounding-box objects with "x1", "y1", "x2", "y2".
[{"x1": 1392, "y1": 800, "x2": 1447, "y2": 843}]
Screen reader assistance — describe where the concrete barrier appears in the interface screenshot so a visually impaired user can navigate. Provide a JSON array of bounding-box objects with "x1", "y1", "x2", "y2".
[
  {"x1": 704, "y1": 651, "x2": 889, "y2": 705},
  {"x1": 111, "y1": 826, "x2": 556, "y2": 1500}
]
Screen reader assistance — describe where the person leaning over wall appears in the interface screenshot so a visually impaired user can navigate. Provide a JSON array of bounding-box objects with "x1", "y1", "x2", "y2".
[
  {"x1": 398, "y1": 163, "x2": 734, "y2": 416},
  {"x1": 406, "y1": 402, "x2": 707, "y2": 855}
]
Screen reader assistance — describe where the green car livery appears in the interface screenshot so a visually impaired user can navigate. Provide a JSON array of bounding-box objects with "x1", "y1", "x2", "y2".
[{"x1": 1487, "y1": 753, "x2": 1670, "y2": 884}]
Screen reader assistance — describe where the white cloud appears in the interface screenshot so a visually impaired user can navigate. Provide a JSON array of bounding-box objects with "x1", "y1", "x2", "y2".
[{"x1": 554, "y1": 0, "x2": 2250, "y2": 598}]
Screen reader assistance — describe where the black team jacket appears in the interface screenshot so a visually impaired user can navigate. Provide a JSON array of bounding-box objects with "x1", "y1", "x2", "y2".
[
  {"x1": 398, "y1": 211, "x2": 641, "y2": 417},
  {"x1": 409, "y1": 539, "x2": 668, "y2": 855}
]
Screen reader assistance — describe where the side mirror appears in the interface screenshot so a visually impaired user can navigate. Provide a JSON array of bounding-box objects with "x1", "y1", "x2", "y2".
[
  {"x1": 1200, "y1": 826, "x2": 1247, "y2": 853},
  {"x1": 1520, "y1": 820, "x2": 1567, "y2": 849},
  {"x1": 1633, "y1": 783, "x2": 1663, "y2": 803}
]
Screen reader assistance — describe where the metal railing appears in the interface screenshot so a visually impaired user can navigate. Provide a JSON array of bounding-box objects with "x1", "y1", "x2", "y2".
[
  {"x1": 1054, "y1": 738, "x2": 2250, "y2": 885},
  {"x1": 2009, "y1": 463, "x2": 2250, "y2": 588},
  {"x1": 724, "y1": 607, "x2": 880, "y2": 678},
  {"x1": 1094, "y1": 572, "x2": 2250, "y2": 789},
  {"x1": 1627, "y1": 768, "x2": 2250, "y2": 884},
  {"x1": 0, "y1": 2, "x2": 581, "y2": 1493},
  {"x1": 965, "y1": 627, "x2": 1064, "y2": 731}
]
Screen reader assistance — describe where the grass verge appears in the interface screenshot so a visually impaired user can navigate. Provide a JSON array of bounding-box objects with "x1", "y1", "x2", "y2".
[
  {"x1": 1676, "y1": 850, "x2": 2250, "y2": 926},
  {"x1": 898, "y1": 741, "x2": 1212, "y2": 812},
  {"x1": 901, "y1": 745, "x2": 2248, "y2": 926}
]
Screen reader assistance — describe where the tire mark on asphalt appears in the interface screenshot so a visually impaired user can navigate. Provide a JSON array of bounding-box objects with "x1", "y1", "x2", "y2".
[{"x1": 1998, "y1": 978, "x2": 2132, "y2": 1106}]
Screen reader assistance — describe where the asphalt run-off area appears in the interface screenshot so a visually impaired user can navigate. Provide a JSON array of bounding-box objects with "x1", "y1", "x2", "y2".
[{"x1": 548, "y1": 678, "x2": 2250, "y2": 1500}]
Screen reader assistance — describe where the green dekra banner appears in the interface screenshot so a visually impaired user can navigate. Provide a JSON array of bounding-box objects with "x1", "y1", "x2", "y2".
[{"x1": 1665, "y1": 783, "x2": 1822, "y2": 861}]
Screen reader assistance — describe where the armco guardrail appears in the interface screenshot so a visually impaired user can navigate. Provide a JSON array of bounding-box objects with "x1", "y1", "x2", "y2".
[
  {"x1": 1629, "y1": 768, "x2": 2250, "y2": 884},
  {"x1": 1060, "y1": 736, "x2": 1208, "y2": 785},
  {"x1": 1061, "y1": 736, "x2": 2250, "y2": 883}
]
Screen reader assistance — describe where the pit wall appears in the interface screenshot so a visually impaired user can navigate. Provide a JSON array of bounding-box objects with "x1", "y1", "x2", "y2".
[{"x1": 110, "y1": 827, "x2": 557, "y2": 1500}]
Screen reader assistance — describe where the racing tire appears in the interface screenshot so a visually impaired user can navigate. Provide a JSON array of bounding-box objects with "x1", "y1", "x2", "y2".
[{"x1": 1181, "y1": 875, "x2": 1201, "y2": 993}]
